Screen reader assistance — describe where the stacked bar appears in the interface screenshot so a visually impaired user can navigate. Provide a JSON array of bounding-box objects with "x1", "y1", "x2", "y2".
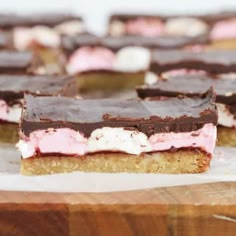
[
  {"x1": 137, "y1": 74, "x2": 236, "y2": 146},
  {"x1": 0, "y1": 13, "x2": 84, "y2": 74},
  {"x1": 0, "y1": 13, "x2": 84, "y2": 50},
  {"x1": 0, "y1": 74, "x2": 76, "y2": 143},
  {"x1": 18, "y1": 90, "x2": 217, "y2": 175},
  {"x1": 62, "y1": 34, "x2": 151, "y2": 91},
  {"x1": 108, "y1": 12, "x2": 236, "y2": 48}
]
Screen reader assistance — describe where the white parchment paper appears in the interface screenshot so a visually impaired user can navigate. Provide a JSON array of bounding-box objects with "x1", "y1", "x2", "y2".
[{"x1": 0, "y1": 144, "x2": 235, "y2": 193}]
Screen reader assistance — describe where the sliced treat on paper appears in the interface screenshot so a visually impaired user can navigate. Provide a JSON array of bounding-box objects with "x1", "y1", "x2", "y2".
[{"x1": 18, "y1": 90, "x2": 217, "y2": 175}]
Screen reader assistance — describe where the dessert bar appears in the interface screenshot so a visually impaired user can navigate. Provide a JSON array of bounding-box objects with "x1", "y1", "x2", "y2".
[
  {"x1": 0, "y1": 74, "x2": 76, "y2": 143},
  {"x1": 108, "y1": 12, "x2": 236, "y2": 48},
  {"x1": 137, "y1": 74, "x2": 236, "y2": 146},
  {"x1": 0, "y1": 13, "x2": 84, "y2": 74},
  {"x1": 62, "y1": 34, "x2": 152, "y2": 92},
  {"x1": 0, "y1": 13, "x2": 84, "y2": 50},
  {"x1": 18, "y1": 90, "x2": 217, "y2": 175}
]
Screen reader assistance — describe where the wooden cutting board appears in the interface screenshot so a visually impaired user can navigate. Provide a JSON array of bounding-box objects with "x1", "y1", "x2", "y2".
[{"x1": 0, "y1": 182, "x2": 235, "y2": 236}]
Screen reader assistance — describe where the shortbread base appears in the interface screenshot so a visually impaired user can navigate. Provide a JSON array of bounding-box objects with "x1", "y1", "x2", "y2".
[{"x1": 21, "y1": 149, "x2": 211, "y2": 175}]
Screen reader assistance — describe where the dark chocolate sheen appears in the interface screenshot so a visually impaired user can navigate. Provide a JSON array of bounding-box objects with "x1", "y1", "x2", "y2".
[
  {"x1": 137, "y1": 74, "x2": 236, "y2": 105},
  {"x1": 109, "y1": 11, "x2": 236, "y2": 24},
  {"x1": 21, "y1": 92, "x2": 217, "y2": 137},
  {"x1": 0, "y1": 75, "x2": 76, "y2": 102},
  {"x1": 0, "y1": 51, "x2": 34, "y2": 73},
  {"x1": 0, "y1": 14, "x2": 82, "y2": 28},
  {"x1": 62, "y1": 34, "x2": 208, "y2": 54}
]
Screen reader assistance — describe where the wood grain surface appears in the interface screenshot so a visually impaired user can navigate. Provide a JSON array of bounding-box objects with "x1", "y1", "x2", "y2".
[{"x1": 0, "y1": 182, "x2": 235, "y2": 236}]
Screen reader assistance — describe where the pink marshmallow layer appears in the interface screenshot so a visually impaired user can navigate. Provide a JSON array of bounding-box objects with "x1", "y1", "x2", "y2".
[
  {"x1": 210, "y1": 18, "x2": 236, "y2": 40},
  {"x1": 0, "y1": 100, "x2": 8, "y2": 121},
  {"x1": 19, "y1": 123, "x2": 216, "y2": 158},
  {"x1": 67, "y1": 46, "x2": 115, "y2": 74},
  {"x1": 119, "y1": 17, "x2": 236, "y2": 40}
]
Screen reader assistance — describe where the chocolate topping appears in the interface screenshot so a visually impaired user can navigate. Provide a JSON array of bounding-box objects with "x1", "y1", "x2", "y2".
[
  {"x1": 62, "y1": 34, "x2": 208, "y2": 54},
  {"x1": 21, "y1": 91, "x2": 217, "y2": 137},
  {"x1": 0, "y1": 51, "x2": 35, "y2": 73},
  {"x1": 0, "y1": 75, "x2": 76, "y2": 102},
  {"x1": 61, "y1": 33, "x2": 100, "y2": 55},
  {"x1": 137, "y1": 74, "x2": 236, "y2": 105},
  {"x1": 0, "y1": 14, "x2": 82, "y2": 29},
  {"x1": 0, "y1": 32, "x2": 12, "y2": 49},
  {"x1": 151, "y1": 50, "x2": 236, "y2": 74},
  {"x1": 110, "y1": 11, "x2": 236, "y2": 24}
]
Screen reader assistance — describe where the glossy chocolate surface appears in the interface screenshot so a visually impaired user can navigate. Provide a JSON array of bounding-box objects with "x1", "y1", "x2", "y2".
[{"x1": 21, "y1": 91, "x2": 217, "y2": 137}]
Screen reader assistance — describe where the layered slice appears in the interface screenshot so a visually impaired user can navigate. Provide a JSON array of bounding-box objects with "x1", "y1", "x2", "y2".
[
  {"x1": 0, "y1": 13, "x2": 84, "y2": 74},
  {"x1": 62, "y1": 34, "x2": 153, "y2": 92},
  {"x1": 137, "y1": 74, "x2": 236, "y2": 146},
  {"x1": 18, "y1": 91, "x2": 217, "y2": 175},
  {"x1": 0, "y1": 74, "x2": 76, "y2": 143},
  {"x1": 108, "y1": 11, "x2": 236, "y2": 48}
]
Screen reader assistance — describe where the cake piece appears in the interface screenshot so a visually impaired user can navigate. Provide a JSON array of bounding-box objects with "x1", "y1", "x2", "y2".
[
  {"x1": 0, "y1": 51, "x2": 42, "y2": 74},
  {"x1": 62, "y1": 34, "x2": 153, "y2": 92},
  {"x1": 150, "y1": 49, "x2": 236, "y2": 75},
  {"x1": 0, "y1": 14, "x2": 84, "y2": 74},
  {"x1": 0, "y1": 13, "x2": 84, "y2": 50},
  {"x1": 18, "y1": 90, "x2": 217, "y2": 175},
  {"x1": 0, "y1": 74, "x2": 76, "y2": 143},
  {"x1": 137, "y1": 74, "x2": 236, "y2": 146},
  {"x1": 108, "y1": 12, "x2": 236, "y2": 48}
]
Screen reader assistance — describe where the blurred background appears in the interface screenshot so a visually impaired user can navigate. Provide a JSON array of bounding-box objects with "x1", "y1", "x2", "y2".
[{"x1": 1, "y1": 0, "x2": 236, "y2": 34}]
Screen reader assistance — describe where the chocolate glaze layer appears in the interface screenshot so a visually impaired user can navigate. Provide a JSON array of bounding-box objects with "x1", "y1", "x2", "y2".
[
  {"x1": 61, "y1": 33, "x2": 100, "y2": 55},
  {"x1": 0, "y1": 14, "x2": 82, "y2": 29},
  {"x1": 62, "y1": 34, "x2": 208, "y2": 55},
  {"x1": 0, "y1": 51, "x2": 35, "y2": 73},
  {"x1": 21, "y1": 91, "x2": 217, "y2": 137},
  {"x1": 151, "y1": 50, "x2": 236, "y2": 74},
  {"x1": 0, "y1": 32, "x2": 12, "y2": 49},
  {"x1": 0, "y1": 75, "x2": 76, "y2": 103},
  {"x1": 137, "y1": 74, "x2": 236, "y2": 105},
  {"x1": 109, "y1": 11, "x2": 236, "y2": 24}
]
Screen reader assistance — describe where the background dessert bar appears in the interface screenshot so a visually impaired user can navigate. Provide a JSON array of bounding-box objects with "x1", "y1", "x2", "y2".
[{"x1": 108, "y1": 11, "x2": 236, "y2": 49}]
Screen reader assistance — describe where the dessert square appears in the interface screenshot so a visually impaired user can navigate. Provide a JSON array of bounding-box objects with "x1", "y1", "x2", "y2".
[
  {"x1": 18, "y1": 91, "x2": 217, "y2": 175},
  {"x1": 108, "y1": 12, "x2": 236, "y2": 49},
  {"x1": 0, "y1": 14, "x2": 84, "y2": 74},
  {"x1": 62, "y1": 34, "x2": 153, "y2": 92}
]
